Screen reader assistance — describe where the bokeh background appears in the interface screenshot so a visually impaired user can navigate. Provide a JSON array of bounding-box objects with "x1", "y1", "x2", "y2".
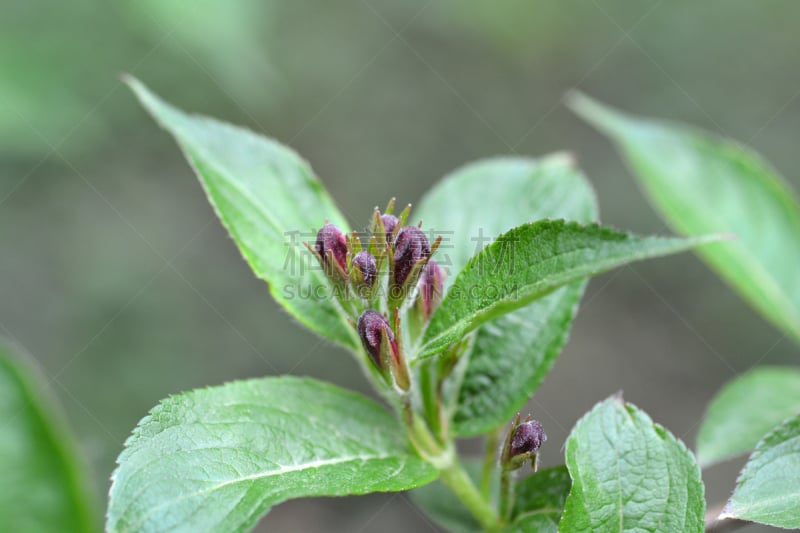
[{"x1": 2, "y1": 1, "x2": 798, "y2": 531}]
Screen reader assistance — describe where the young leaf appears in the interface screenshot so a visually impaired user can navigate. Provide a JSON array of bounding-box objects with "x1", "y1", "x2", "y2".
[
  {"x1": 107, "y1": 376, "x2": 436, "y2": 533},
  {"x1": 126, "y1": 78, "x2": 359, "y2": 351},
  {"x1": 454, "y1": 286, "x2": 583, "y2": 436},
  {"x1": 697, "y1": 366, "x2": 800, "y2": 467},
  {"x1": 0, "y1": 339, "x2": 98, "y2": 533},
  {"x1": 720, "y1": 414, "x2": 800, "y2": 528},
  {"x1": 512, "y1": 465, "x2": 571, "y2": 519},
  {"x1": 501, "y1": 465, "x2": 572, "y2": 533},
  {"x1": 502, "y1": 514, "x2": 560, "y2": 533},
  {"x1": 410, "y1": 461, "x2": 571, "y2": 533},
  {"x1": 560, "y1": 395, "x2": 705, "y2": 532},
  {"x1": 569, "y1": 93, "x2": 800, "y2": 346},
  {"x1": 414, "y1": 155, "x2": 598, "y2": 436},
  {"x1": 418, "y1": 221, "x2": 718, "y2": 358},
  {"x1": 409, "y1": 459, "x2": 489, "y2": 533},
  {"x1": 414, "y1": 155, "x2": 597, "y2": 283}
]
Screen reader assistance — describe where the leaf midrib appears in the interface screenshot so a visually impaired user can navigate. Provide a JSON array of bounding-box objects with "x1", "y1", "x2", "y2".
[
  {"x1": 184, "y1": 148, "x2": 359, "y2": 349},
  {"x1": 0, "y1": 354, "x2": 97, "y2": 532},
  {"x1": 131, "y1": 78, "x2": 359, "y2": 350},
  {"x1": 651, "y1": 178, "x2": 800, "y2": 336},
  {"x1": 422, "y1": 239, "x2": 692, "y2": 356},
  {"x1": 724, "y1": 490, "x2": 800, "y2": 518},
  {"x1": 118, "y1": 454, "x2": 406, "y2": 533}
]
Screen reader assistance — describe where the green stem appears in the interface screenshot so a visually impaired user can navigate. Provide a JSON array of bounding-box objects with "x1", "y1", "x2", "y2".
[
  {"x1": 399, "y1": 353, "x2": 500, "y2": 532},
  {"x1": 404, "y1": 398, "x2": 445, "y2": 464},
  {"x1": 499, "y1": 468, "x2": 515, "y2": 522},
  {"x1": 439, "y1": 459, "x2": 502, "y2": 533},
  {"x1": 419, "y1": 361, "x2": 443, "y2": 440},
  {"x1": 480, "y1": 426, "x2": 500, "y2": 500},
  {"x1": 404, "y1": 400, "x2": 500, "y2": 531}
]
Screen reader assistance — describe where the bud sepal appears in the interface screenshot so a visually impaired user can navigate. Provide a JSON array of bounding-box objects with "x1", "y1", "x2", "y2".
[{"x1": 369, "y1": 198, "x2": 400, "y2": 262}]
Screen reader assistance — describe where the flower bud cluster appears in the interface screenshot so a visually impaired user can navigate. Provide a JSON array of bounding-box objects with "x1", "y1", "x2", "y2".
[{"x1": 309, "y1": 199, "x2": 446, "y2": 388}]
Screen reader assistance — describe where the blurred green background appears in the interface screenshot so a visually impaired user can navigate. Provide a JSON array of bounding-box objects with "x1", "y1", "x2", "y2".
[{"x1": 2, "y1": 1, "x2": 798, "y2": 531}]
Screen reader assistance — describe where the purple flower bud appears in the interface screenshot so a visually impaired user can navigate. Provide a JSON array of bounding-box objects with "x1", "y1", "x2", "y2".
[
  {"x1": 352, "y1": 251, "x2": 377, "y2": 289},
  {"x1": 510, "y1": 420, "x2": 546, "y2": 457},
  {"x1": 381, "y1": 214, "x2": 399, "y2": 240},
  {"x1": 314, "y1": 223, "x2": 348, "y2": 272},
  {"x1": 418, "y1": 260, "x2": 445, "y2": 318},
  {"x1": 393, "y1": 226, "x2": 431, "y2": 289},
  {"x1": 357, "y1": 310, "x2": 397, "y2": 368}
]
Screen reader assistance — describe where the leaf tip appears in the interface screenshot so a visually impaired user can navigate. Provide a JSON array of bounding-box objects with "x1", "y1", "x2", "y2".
[
  {"x1": 565, "y1": 92, "x2": 631, "y2": 136},
  {"x1": 549, "y1": 150, "x2": 580, "y2": 170},
  {"x1": 689, "y1": 233, "x2": 735, "y2": 248},
  {"x1": 564, "y1": 91, "x2": 606, "y2": 120},
  {"x1": 121, "y1": 76, "x2": 171, "y2": 122},
  {"x1": 562, "y1": 89, "x2": 589, "y2": 110},
  {"x1": 120, "y1": 73, "x2": 147, "y2": 96},
  {"x1": 716, "y1": 508, "x2": 734, "y2": 521}
]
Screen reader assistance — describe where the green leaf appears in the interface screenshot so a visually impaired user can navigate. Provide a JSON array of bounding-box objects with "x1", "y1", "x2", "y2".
[
  {"x1": 107, "y1": 376, "x2": 436, "y2": 533},
  {"x1": 560, "y1": 395, "x2": 705, "y2": 533},
  {"x1": 569, "y1": 93, "x2": 800, "y2": 346},
  {"x1": 513, "y1": 465, "x2": 571, "y2": 518},
  {"x1": 455, "y1": 287, "x2": 583, "y2": 436},
  {"x1": 419, "y1": 221, "x2": 717, "y2": 358},
  {"x1": 503, "y1": 514, "x2": 560, "y2": 533},
  {"x1": 0, "y1": 339, "x2": 98, "y2": 533},
  {"x1": 502, "y1": 465, "x2": 571, "y2": 533},
  {"x1": 409, "y1": 459, "x2": 489, "y2": 533},
  {"x1": 414, "y1": 155, "x2": 598, "y2": 281},
  {"x1": 126, "y1": 78, "x2": 359, "y2": 351},
  {"x1": 720, "y1": 414, "x2": 800, "y2": 528},
  {"x1": 697, "y1": 366, "x2": 800, "y2": 467},
  {"x1": 415, "y1": 155, "x2": 599, "y2": 436}
]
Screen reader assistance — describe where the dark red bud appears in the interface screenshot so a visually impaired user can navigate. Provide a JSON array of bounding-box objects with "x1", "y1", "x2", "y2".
[
  {"x1": 314, "y1": 223, "x2": 348, "y2": 272},
  {"x1": 352, "y1": 251, "x2": 377, "y2": 288},
  {"x1": 381, "y1": 214, "x2": 399, "y2": 239},
  {"x1": 510, "y1": 420, "x2": 546, "y2": 457},
  {"x1": 418, "y1": 260, "x2": 445, "y2": 318},
  {"x1": 393, "y1": 226, "x2": 431, "y2": 288},
  {"x1": 357, "y1": 310, "x2": 397, "y2": 368}
]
